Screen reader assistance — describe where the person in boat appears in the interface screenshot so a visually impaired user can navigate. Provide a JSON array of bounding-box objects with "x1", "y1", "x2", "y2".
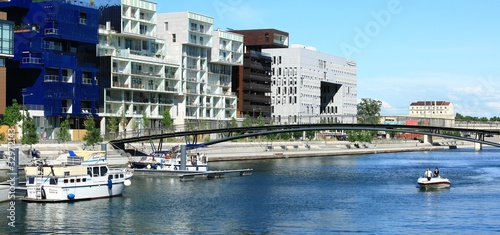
[
  {"x1": 31, "y1": 148, "x2": 39, "y2": 159},
  {"x1": 424, "y1": 168, "x2": 433, "y2": 181},
  {"x1": 433, "y1": 167, "x2": 439, "y2": 177}
]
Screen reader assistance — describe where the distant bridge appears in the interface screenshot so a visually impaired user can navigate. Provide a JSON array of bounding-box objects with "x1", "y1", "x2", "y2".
[{"x1": 109, "y1": 123, "x2": 500, "y2": 153}]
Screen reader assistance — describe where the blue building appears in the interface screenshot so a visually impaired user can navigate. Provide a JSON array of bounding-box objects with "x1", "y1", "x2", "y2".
[{"x1": 0, "y1": 0, "x2": 99, "y2": 140}]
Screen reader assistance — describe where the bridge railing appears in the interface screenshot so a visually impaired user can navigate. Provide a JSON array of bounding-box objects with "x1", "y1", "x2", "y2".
[{"x1": 102, "y1": 116, "x2": 500, "y2": 141}]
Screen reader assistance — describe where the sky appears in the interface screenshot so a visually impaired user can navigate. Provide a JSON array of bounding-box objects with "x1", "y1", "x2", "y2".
[{"x1": 154, "y1": 0, "x2": 500, "y2": 118}]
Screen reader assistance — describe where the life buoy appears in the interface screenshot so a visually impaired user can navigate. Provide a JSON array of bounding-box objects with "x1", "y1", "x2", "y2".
[{"x1": 165, "y1": 153, "x2": 170, "y2": 159}]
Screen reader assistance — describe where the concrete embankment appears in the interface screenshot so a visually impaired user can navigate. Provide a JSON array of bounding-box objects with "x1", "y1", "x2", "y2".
[
  {"x1": 199, "y1": 140, "x2": 470, "y2": 162},
  {"x1": 0, "y1": 139, "x2": 475, "y2": 168}
]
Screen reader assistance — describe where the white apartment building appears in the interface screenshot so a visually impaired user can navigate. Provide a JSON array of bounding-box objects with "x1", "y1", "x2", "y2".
[
  {"x1": 97, "y1": 0, "x2": 179, "y2": 132},
  {"x1": 409, "y1": 101, "x2": 454, "y2": 120},
  {"x1": 157, "y1": 12, "x2": 242, "y2": 125},
  {"x1": 262, "y1": 44, "x2": 357, "y2": 124}
]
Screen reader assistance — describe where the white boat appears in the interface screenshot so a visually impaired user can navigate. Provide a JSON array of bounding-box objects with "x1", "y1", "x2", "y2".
[
  {"x1": 129, "y1": 151, "x2": 208, "y2": 172},
  {"x1": 23, "y1": 157, "x2": 133, "y2": 202},
  {"x1": 417, "y1": 175, "x2": 451, "y2": 189},
  {"x1": 45, "y1": 150, "x2": 106, "y2": 166}
]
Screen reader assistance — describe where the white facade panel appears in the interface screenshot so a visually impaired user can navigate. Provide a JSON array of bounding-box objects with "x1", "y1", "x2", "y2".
[{"x1": 263, "y1": 45, "x2": 357, "y2": 124}]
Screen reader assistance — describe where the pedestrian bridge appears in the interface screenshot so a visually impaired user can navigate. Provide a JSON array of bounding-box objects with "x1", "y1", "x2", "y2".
[{"x1": 109, "y1": 123, "x2": 500, "y2": 153}]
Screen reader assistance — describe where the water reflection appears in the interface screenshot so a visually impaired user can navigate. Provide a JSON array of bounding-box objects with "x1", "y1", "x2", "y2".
[{"x1": 2, "y1": 148, "x2": 500, "y2": 234}]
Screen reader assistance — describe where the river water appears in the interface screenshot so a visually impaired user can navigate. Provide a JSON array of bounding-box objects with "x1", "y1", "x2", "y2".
[{"x1": 1, "y1": 147, "x2": 500, "y2": 234}]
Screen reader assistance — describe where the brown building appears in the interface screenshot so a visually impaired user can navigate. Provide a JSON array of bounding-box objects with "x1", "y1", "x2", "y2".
[
  {"x1": 229, "y1": 29, "x2": 289, "y2": 118},
  {"x1": 0, "y1": 11, "x2": 13, "y2": 114}
]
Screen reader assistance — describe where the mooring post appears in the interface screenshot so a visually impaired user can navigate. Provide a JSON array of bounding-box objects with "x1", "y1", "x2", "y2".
[{"x1": 180, "y1": 145, "x2": 186, "y2": 170}]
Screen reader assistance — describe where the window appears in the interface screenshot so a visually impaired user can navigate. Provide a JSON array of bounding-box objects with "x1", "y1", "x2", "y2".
[
  {"x1": 140, "y1": 24, "x2": 147, "y2": 35},
  {"x1": 172, "y1": 34, "x2": 176, "y2": 42},
  {"x1": 164, "y1": 22, "x2": 168, "y2": 31},
  {"x1": 100, "y1": 166, "x2": 108, "y2": 176},
  {"x1": 79, "y1": 11, "x2": 87, "y2": 25}
]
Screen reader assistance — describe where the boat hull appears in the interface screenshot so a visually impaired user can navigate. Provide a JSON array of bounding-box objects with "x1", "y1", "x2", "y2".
[
  {"x1": 417, "y1": 176, "x2": 451, "y2": 189},
  {"x1": 23, "y1": 165, "x2": 133, "y2": 202}
]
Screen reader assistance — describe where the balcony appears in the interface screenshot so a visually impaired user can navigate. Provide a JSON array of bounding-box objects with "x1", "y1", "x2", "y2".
[
  {"x1": 45, "y1": 28, "x2": 59, "y2": 35},
  {"x1": 44, "y1": 75, "x2": 59, "y2": 82},
  {"x1": 243, "y1": 83, "x2": 271, "y2": 93},
  {"x1": 112, "y1": 82, "x2": 128, "y2": 88},
  {"x1": 82, "y1": 77, "x2": 93, "y2": 85},
  {"x1": 22, "y1": 57, "x2": 42, "y2": 64},
  {"x1": 62, "y1": 76, "x2": 71, "y2": 83}
]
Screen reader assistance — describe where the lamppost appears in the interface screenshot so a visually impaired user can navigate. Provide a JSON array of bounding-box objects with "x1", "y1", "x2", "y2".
[{"x1": 22, "y1": 93, "x2": 33, "y2": 111}]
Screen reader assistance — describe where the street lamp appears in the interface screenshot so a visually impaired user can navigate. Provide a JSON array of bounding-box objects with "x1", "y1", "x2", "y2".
[{"x1": 22, "y1": 93, "x2": 33, "y2": 111}]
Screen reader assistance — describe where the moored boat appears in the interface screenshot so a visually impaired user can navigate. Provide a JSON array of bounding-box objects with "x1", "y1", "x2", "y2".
[
  {"x1": 45, "y1": 150, "x2": 106, "y2": 166},
  {"x1": 23, "y1": 157, "x2": 133, "y2": 202},
  {"x1": 129, "y1": 150, "x2": 208, "y2": 172},
  {"x1": 417, "y1": 175, "x2": 451, "y2": 189}
]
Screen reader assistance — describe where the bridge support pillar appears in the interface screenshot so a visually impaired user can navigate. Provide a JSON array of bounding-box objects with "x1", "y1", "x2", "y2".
[
  {"x1": 424, "y1": 135, "x2": 433, "y2": 144},
  {"x1": 474, "y1": 142, "x2": 482, "y2": 151},
  {"x1": 180, "y1": 145, "x2": 187, "y2": 170}
]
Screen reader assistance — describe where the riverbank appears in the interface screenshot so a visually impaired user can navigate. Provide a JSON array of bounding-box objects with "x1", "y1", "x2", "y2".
[
  {"x1": 0, "y1": 138, "x2": 479, "y2": 169},
  {"x1": 193, "y1": 139, "x2": 473, "y2": 162}
]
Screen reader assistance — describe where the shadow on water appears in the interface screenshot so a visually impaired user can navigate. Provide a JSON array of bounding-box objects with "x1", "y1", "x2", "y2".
[{"x1": 418, "y1": 186, "x2": 451, "y2": 193}]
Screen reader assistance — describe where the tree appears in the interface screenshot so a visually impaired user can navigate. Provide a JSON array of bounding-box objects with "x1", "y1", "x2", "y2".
[
  {"x1": 21, "y1": 111, "x2": 38, "y2": 145},
  {"x1": 107, "y1": 116, "x2": 119, "y2": 139},
  {"x1": 120, "y1": 110, "x2": 128, "y2": 130},
  {"x1": 256, "y1": 113, "x2": 265, "y2": 126},
  {"x1": 292, "y1": 131, "x2": 303, "y2": 140},
  {"x1": 3, "y1": 99, "x2": 22, "y2": 127},
  {"x1": 348, "y1": 98, "x2": 382, "y2": 143},
  {"x1": 229, "y1": 117, "x2": 239, "y2": 136},
  {"x1": 83, "y1": 115, "x2": 102, "y2": 148},
  {"x1": 242, "y1": 114, "x2": 252, "y2": 127},
  {"x1": 357, "y1": 98, "x2": 382, "y2": 124},
  {"x1": 279, "y1": 132, "x2": 292, "y2": 141},
  {"x1": 142, "y1": 112, "x2": 150, "y2": 130},
  {"x1": 56, "y1": 115, "x2": 72, "y2": 143},
  {"x1": 346, "y1": 130, "x2": 375, "y2": 143},
  {"x1": 161, "y1": 108, "x2": 173, "y2": 131},
  {"x1": 305, "y1": 130, "x2": 316, "y2": 141}
]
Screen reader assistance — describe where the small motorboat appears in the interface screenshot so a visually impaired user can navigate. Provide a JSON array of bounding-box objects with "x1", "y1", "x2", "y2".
[{"x1": 417, "y1": 175, "x2": 451, "y2": 189}]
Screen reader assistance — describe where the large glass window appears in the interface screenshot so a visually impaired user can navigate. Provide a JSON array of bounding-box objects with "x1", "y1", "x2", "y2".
[{"x1": 0, "y1": 20, "x2": 13, "y2": 56}]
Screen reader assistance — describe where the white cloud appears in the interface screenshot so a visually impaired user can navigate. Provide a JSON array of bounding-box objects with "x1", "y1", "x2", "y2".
[
  {"x1": 381, "y1": 100, "x2": 393, "y2": 109},
  {"x1": 452, "y1": 87, "x2": 485, "y2": 95},
  {"x1": 212, "y1": 3, "x2": 266, "y2": 28},
  {"x1": 360, "y1": 73, "x2": 500, "y2": 117},
  {"x1": 487, "y1": 102, "x2": 500, "y2": 109}
]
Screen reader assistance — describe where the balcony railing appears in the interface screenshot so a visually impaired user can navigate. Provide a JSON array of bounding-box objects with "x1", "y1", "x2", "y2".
[
  {"x1": 82, "y1": 77, "x2": 93, "y2": 84},
  {"x1": 45, "y1": 28, "x2": 58, "y2": 35},
  {"x1": 44, "y1": 75, "x2": 58, "y2": 82},
  {"x1": 62, "y1": 76, "x2": 71, "y2": 83},
  {"x1": 22, "y1": 57, "x2": 42, "y2": 64}
]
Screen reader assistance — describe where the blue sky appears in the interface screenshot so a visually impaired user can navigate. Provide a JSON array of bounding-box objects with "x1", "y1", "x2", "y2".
[{"x1": 155, "y1": 0, "x2": 500, "y2": 118}]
